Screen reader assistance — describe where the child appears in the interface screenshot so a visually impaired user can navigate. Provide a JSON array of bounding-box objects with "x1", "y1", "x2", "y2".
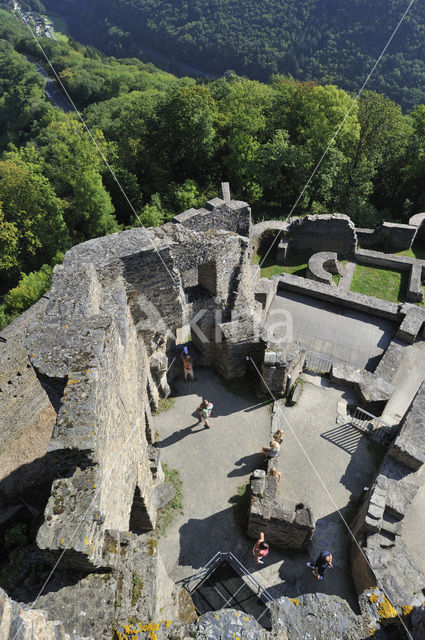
[
  {"x1": 198, "y1": 399, "x2": 213, "y2": 429},
  {"x1": 273, "y1": 428, "x2": 284, "y2": 444},
  {"x1": 268, "y1": 467, "x2": 281, "y2": 483}
]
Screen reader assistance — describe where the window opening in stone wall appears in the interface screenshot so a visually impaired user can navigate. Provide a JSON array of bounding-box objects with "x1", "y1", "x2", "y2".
[{"x1": 129, "y1": 486, "x2": 154, "y2": 533}]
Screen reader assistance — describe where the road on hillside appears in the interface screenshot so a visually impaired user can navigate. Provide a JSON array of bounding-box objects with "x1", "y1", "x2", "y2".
[{"x1": 28, "y1": 57, "x2": 74, "y2": 113}]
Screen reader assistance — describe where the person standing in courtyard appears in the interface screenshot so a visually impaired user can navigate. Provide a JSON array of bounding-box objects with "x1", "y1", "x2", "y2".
[
  {"x1": 253, "y1": 531, "x2": 269, "y2": 564},
  {"x1": 307, "y1": 549, "x2": 333, "y2": 580},
  {"x1": 182, "y1": 351, "x2": 195, "y2": 382},
  {"x1": 198, "y1": 399, "x2": 213, "y2": 428}
]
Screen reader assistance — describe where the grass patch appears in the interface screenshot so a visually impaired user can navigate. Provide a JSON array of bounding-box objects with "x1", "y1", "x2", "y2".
[
  {"x1": 350, "y1": 264, "x2": 407, "y2": 303},
  {"x1": 252, "y1": 247, "x2": 309, "y2": 279},
  {"x1": 153, "y1": 396, "x2": 176, "y2": 415},
  {"x1": 131, "y1": 572, "x2": 144, "y2": 606},
  {"x1": 397, "y1": 243, "x2": 425, "y2": 261},
  {"x1": 154, "y1": 464, "x2": 183, "y2": 536}
]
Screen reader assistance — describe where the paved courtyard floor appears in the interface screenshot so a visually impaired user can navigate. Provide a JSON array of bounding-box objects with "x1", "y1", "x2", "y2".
[
  {"x1": 265, "y1": 291, "x2": 396, "y2": 370},
  {"x1": 153, "y1": 369, "x2": 380, "y2": 612}
]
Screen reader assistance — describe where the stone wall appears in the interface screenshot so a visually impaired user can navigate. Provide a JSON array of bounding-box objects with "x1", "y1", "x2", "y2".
[
  {"x1": 21, "y1": 215, "x2": 260, "y2": 573},
  {"x1": 276, "y1": 273, "x2": 401, "y2": 321},
  {"x1": 260, "y1": 340, "x2": 306, "y2": 398},
  {"x1": 287, "y1": 214, "x2": 357, "y2": 255},
  {"x1": 306, "y1": 251, "x2": 341, "y2": 286},
  {"x1": 350, "y1": 383, "x2": 425, "y2": 610},
  {"x1": 172, "y1": 198, "x2": 251, "y2": 237},
  {"x1": 0, "y1": 587, "x2": 92, "y2": 640},
  {"x1": 0, "y1": 297, "x2": 55, "y2": 453},
  {"x1": 356, "y1": 222, "x2": 418, "y2": 251},
  {"x1": 248, "y1": 470, "x2": 315, "y2": 550}
]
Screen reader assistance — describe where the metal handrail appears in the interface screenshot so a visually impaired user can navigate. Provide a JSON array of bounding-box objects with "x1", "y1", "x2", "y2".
[{"x1": 185, "y1": 551, "x2": 274, "y2": 606}]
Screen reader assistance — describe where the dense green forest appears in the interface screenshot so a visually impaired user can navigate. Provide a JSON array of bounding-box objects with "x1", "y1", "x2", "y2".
[
  {"x1": 39, "y1": 0, "x2": 425, "y2": 111},
  {"x1": 1, "y1": 7, "x2": 425, "y2": 329}
]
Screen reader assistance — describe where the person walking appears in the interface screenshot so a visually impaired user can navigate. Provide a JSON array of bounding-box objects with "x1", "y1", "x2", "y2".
[
  {"x1": 253, "y1": 531, "x2": 269, "y2": 564},
  {"x1": 198, "y1": 399, "x2": 213, "y2": 429},
  {"x1": 182, "y1": 352, "x2": 195, "y2": 382},
  {"x1": 307, "y1": 549, "x2": 333, "y2": 580}
]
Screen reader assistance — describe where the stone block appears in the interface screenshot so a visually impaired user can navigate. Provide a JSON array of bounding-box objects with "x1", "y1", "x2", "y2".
[
  {"x1": 396, "y1": 305, "x2": 425, "y2": 344},
  {"x1": 374, "y1": 341, "x2": 407, "y2": 382},
  {"x1": 390, "y1": 381, "x2": 425, "y2": 470}
]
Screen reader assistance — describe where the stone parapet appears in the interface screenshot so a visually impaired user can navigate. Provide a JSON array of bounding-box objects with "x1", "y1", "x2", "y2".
[{"x1": 351, "y1": 383, "x2": 425, "y2": 610}]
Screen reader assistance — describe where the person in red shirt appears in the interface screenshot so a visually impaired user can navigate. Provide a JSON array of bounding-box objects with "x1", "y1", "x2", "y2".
[
  {"x1": 253, "y1": 531, "x2": 269, "y2": 564},
  {"x1": 182, "y1": 353, "x2": 195, "y2": 382}
]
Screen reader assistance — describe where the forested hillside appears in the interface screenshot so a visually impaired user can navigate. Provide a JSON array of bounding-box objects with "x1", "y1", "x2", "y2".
[
  {"x1": 1, "y1": 7, "x2": 425, "y2": 329},
  {"x1": 40, "y1": 0, "x2": 425, "y2": 111}
]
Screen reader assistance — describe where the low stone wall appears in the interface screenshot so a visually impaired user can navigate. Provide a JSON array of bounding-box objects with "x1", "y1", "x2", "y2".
[
  {"x1": 330, "y1": 363, "x2": 395, "y2": 415},
  {"x1": 355, "y1": 248, "x2": 425, "y2": 303},
  {"x1": 306, "y1": 251, "x2": 341, "y2": 286},
  {"x1": 276, "y1": 273, "x2": 401, "y2": 321},
  {"x1": 172, "y1": 198, "x2": 251, "y2": 237}
]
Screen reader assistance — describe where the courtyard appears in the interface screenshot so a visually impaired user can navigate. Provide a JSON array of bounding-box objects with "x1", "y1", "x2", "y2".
[
  {"x1": 264, "y1": 290, "x2": 396, "y2": 370},
  {"x1": 153, "y1": 368, "x2": 381, "y2": 611}
]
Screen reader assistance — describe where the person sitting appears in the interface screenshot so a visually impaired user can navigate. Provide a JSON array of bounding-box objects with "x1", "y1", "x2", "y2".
[
  {"x1": 268, "y1": 467, "x2": 281, "y2": 482},
  {"x1": 273, "y1": 428, "x2": 284, "y2": 443},
  {"x1": 261, "y1": 440, "x2": 280, "y2": 459}
]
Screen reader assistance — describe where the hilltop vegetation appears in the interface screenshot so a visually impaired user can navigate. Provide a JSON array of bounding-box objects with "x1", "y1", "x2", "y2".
[
  {"x1": 1, "y1": 8, "x2": 425, "y2": 327},
  {"x1": 40, "y1": 0, "x2": 425, "y2": 111}
]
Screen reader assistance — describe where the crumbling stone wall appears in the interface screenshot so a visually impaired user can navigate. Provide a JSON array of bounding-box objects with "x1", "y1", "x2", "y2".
[
  {"x1": 23, "y1": 214, "x2": 260, "y2": 572},
  {"x1": 0, "y1": 587, "x2": 92, "y2": 640},
  {"x1": 248, "y1": 470, "x2": 315, "y2": 550},
  {"x1": 0, "y1": 297, "x2": 55, "y2": 454},
  {"x1": 172, "y1": 198, "x2": 251, "y2": 237},
  {"x1": 350, "y1": 383, "x2": 425, "y2": 610},
  {"x1": 287, "y1": 214, "x2": 357, "y2": 255}
]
